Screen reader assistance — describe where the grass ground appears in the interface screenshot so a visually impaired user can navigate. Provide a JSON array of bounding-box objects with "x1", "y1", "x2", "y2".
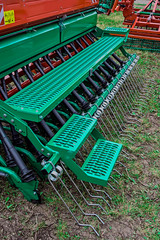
[{"x1": 0, "y1": 12, "x2": 159, "y2": 240}]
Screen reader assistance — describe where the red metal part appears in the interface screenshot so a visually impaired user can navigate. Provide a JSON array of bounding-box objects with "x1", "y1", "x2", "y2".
[
  {"x1": 0, "y1": 0, "x2": 99, "y2": 36},
  {"x1": 112, "y1": 0, "x2": 160, "y2": 41}
]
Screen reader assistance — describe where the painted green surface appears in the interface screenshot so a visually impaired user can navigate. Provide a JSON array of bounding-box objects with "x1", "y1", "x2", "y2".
[
  {"x1": 61, "y1": 11, "x2": 97, "y2": 42},
  {"x1": 47, "y1": 114, "x2": 97, "y2": 160},
  {"x1": 0, "y1": 22, "x2": 60, "y2": 74},
  {"x1": 6, "y1": 36, "x2": 125, "y2": 122},
  {"x1": 81, "y1": 139, "x2": 122, "y2": 186},
  {"x1": 0, "y1": 165, "x2": 40, "y2": 202}
]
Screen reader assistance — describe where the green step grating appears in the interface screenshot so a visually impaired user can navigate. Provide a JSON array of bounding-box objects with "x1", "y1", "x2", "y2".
[
  {"x1": 47, "y1": 114, "x2": 97, "y2": 159},
  {"x1": 80, "y1": 139, "x2": 122, "y2": 186},
  {"x1": 5, "y1": 36, "x2": 124, "y2": 122}
]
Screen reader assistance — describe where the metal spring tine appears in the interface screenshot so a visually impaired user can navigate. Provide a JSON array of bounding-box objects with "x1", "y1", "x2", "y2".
[
  {"x1": 59, "y1": 177, "x2": 103, "y2": 223},
  {"x1": 127, "y1": 74, "x2": 140, "y2": 99},
  {"x1": 115, "y1": 88, "x2": 138, "y2": 119},
  {"x1": 101, "y1": 110, "x2": 120, "y2": 139},
  {"x1": 81, "y1": 181, "x2": 111, "y2": 209},
  {"x1": 48, "y1": 177, "x2": 100, "y2": 236},
  {"x1": 107, "y1": 104, "x2": 124, "y2": 132},
  {"x1": 103, "y1": 109, "x2": 121, "y2": 137},
  {"x1": 98, "y1": 118, "x2": 114, "y2": 140},
  {"x1": 106, "y1": 105, "x2": 135, "y2": 138},
  {"x1": 113, "y1": 169, "x2": 122, "y2": 176},
  {"x1": 129, "y1": 70, "x2": 142, "y2": 93},
  {"x1": 110, "y1": 176, "x2": 119, "y2": 185},
  {"x1": 109, "y1": 100, "x2": 138, "y2": 134},
  {"x1": 116, "y1": 161, "x2": 127, "y2": 168},
  {"x1": 60, "y1": 161, "x2": 106, "y2": 220},
  {"x1": 113, "y1": 98, "x2": 135, "y2": 126},
  {"x1": 120, "y1": 84, "x2": 135, "y2": 111},
  {"x1": 122, "y1": 149, "x2": 130, "y2": 156},
  {"x1": 132, "y1": 65, "x2": 144, "y2": 88},
  {"x1": 111, "y1": 95, "x2": 139, "y2": 128},
  {"x1": 128, "y1": 73, "x2": 146, "y2": 102},
  {"x1": 89, "y1": 183, "x2": 112, "y2": 201},
  {"x1": 121, "y1": 153, "x2": 129, "y2": 160},
  {"x1": 120, "y1": 80, "x2": 137, "y2": 108},
  {"x1": 86, "y1": 138, "x2": 94, "y2": 148},
  {"x1": 107, "y1": 183, "x2": 116, "y2": 191},
  {"x1": 123, "y1": 78, "x2": 138, "y2": 105}
]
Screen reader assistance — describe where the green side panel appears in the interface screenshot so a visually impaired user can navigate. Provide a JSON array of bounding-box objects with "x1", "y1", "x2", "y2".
[
  {"x1": 0, "y1": 22, "x2": 60, "y2": 74},
  {"x1": 6, "y1": 36, "x2": 124, "y2": 122},
  {"x1": 61, "y1": 11, "x2": 97, "y2": 42},
  {"x1": 80, "y1": 139, "x2": 122, "y2": 186},
  {"x1": 47, "y1": 114, "x2": 97, "y2": 159}
]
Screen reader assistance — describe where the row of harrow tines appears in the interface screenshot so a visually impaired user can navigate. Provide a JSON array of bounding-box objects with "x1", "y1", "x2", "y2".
[{"x1": 0, "y1": 31, "x2": 147, "y2": 235}]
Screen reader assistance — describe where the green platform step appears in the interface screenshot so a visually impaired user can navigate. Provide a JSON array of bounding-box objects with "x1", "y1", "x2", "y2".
[
  {"x1": 6, "y1": 35, "x2": 125, "y2": 122},
  {"x1": 48, "y1": 114, "x2": 122, "y2": 186},
  {"x1": 81, "y1": 139, "x2": 122, "y2": 186},
  {"x1": 47, "y1": 114, "x2": 97, "y2": 160}
]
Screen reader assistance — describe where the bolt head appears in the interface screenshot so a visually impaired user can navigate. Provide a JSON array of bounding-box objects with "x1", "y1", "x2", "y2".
[
  {"x1": 3, "y1": 114, "x2": 7, "y2": 118},
  {"x1": 19, "y1": 129, "x2": 22, "y2": 133},
  {"x1": 11, "y1": 119, "x2": 14, "y2": 123}
]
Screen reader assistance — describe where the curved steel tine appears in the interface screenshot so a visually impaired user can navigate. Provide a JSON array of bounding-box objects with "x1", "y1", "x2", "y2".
[
  {"x1": 59, "y1": 177, "x2": 104, "y2": 223},
  {"x1": 86, "y1": 138, "x2": 94, "y2": 148},
  {"x1": 121, "y1": 154, "x2": 129, "y2": 160},
  {"x1": 60, "y1": 161, "x2": 106, "y2": 222},
  {"x1": 110, "y1": 176, "x2": 119, "y2": 185},
  {"x1": 116, "y1": 161, "x2": 127, "y2": 168},
  {"x1": 48, "y1": 177, "x2": 100, "y2": 236},
  {"x1": 89, "y1": 183, "x2": 112, "y2": 201},
  {"x1": 107, "y1": 183, "x2": 115, "y2": 191},
  {"x1": 101, "y1": 111, "x2": 120, "y2": 138},
  {"x1": 113, "y1": 169, "x2": 122, "y2": 176},
  {"x1": 81, "y1": 181, "x2": 111, "y2": 209},
  {"x1": 122, "y1": 149, "x2": 129, "y2": 156},
  {"x1": 97, "y1": 119, "x2": 114, "y2": 141}
]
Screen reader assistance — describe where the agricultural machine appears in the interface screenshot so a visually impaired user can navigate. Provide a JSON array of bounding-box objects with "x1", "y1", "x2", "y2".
[
  {"x1": 0, "y1": 0, "x2": 144, "y2": 235},
  {"x1": 105, "y1": 0, "x2": 160, "y2": 51}
]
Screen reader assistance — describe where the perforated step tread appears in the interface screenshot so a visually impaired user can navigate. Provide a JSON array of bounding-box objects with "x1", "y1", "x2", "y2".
[
  {"x1": 6, "y1": 36, "x2": 124, "y2": 122},
  {"x1": 47, "y1": 114, "x2": 97, "y2": 156},
  {"x1": 81, "y1": 139, "x2": 122, "y2": 185}
]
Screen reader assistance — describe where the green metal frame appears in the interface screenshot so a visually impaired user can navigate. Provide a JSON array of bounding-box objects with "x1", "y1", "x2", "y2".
[{"x1": 0, "y1": 156, "x2": 40, "y2": 202}]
